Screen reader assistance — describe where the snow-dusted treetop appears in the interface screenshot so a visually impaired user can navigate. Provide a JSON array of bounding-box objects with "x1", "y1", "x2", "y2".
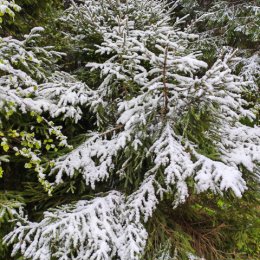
[
  {"x1": 5, "y1": 0, "x2": 260, "y2": 259},
  {"x1": 45, "y1": 0, "x2": 259, "y2": 198}
]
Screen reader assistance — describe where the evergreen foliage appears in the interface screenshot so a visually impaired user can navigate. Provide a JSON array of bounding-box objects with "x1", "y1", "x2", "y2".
[{"x1": 0, "y1": 0, "x2": 259, "y2": 260}]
